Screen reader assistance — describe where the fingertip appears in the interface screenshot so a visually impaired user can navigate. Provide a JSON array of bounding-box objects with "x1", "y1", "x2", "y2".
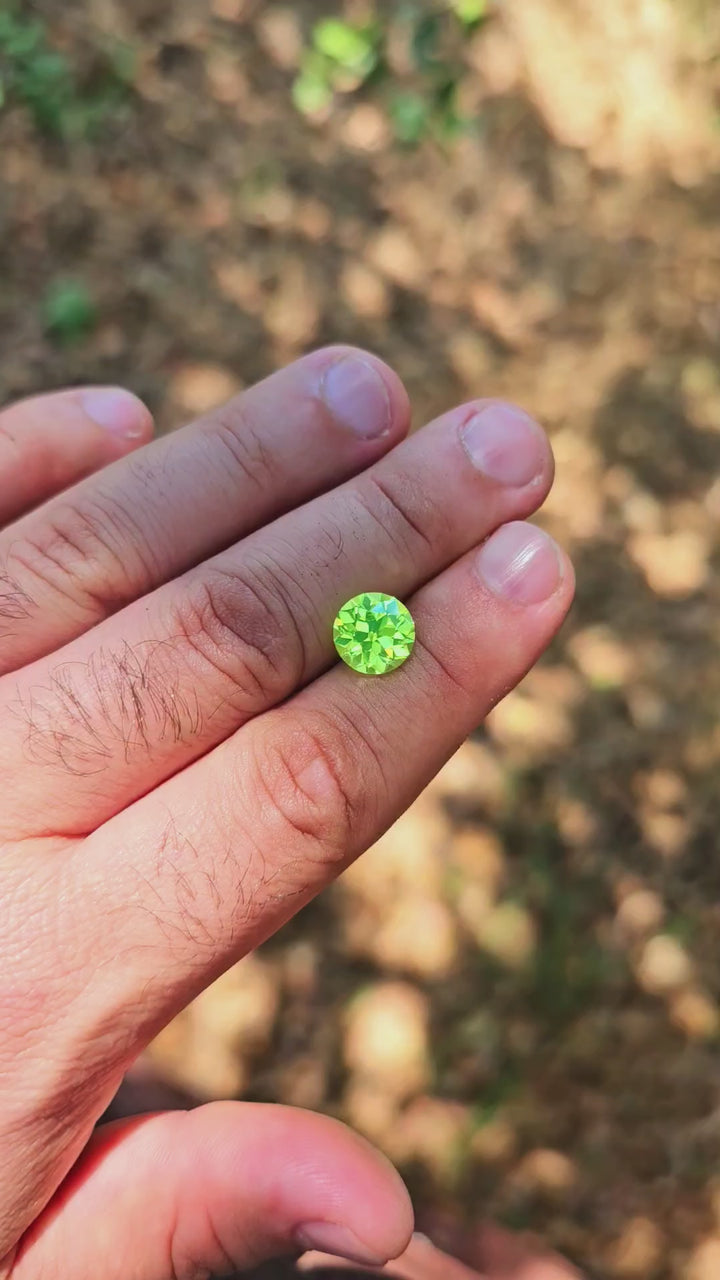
[
  {"x1": 269, "y1": 1106, "x2": 414, "y2": 1264},
  {"x1": 81, "y1": 387, "x2": 154, "y2": 449},
  {"x1": 312, "y1": 345, "x2": 411, "y2": 445},
  {"x1": 199, "y1": 1102, "x2": 414, "y2": 1267},
  {"x1": 326, "y1": 1119, "x2": 415, "y2": 1263},
  {"x1": 459, "y1": 399, "x2": 552, "y2": 492},
  {"x1": 548, "y1": 538, "x2": 576, "y2": 624},
  {"x1": 351, "y1": 348, "x2": 412, "y2": 443},
  {"x1": 476, "y1": 521, "x2": 574, "y2": 611}
]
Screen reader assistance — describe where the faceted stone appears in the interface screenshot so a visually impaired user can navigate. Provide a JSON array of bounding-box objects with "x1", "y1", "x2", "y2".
[{"x1": 333, "y1": 592, "x2": 415, "y2": 676}]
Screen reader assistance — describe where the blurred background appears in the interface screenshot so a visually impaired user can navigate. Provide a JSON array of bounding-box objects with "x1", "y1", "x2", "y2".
[{"x1": 3, "y1": 1, "x2": 720, "y2": 1275}]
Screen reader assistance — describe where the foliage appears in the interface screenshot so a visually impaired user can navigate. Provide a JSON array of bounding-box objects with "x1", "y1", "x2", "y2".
[
  {"x1": 0, "y1": 9, "x2": 133, "y2": 140},
  {"x1": 451, "y1": 0, "x2": 488, "y2": 25},
  {"x1": 293, "y1": 18, "x2": 382, "y2": 116},
  {"x1": 293, "y1": 2, "x2": 490, "y2": 146},
  {"x1": 43, "y1": 280, "x2": 97, "y2": 344}
]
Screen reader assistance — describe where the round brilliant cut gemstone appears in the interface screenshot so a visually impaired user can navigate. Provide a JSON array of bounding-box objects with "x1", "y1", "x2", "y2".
[{"x1": 333, "y1": 592, "x2": 415, "y2": 676}]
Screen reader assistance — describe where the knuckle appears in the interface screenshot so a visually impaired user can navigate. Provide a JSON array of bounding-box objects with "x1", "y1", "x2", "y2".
[
  {"x1": 11, "y1": 496, "x2": 152, "y2": 616},
  {"x1": 420, "y1": 634, "x2": 476, "y2": 701},
  {"x1": 252, "y1": 711, "x2": 365, "y2": 864},
  {"x1": 173, "y1": 562, "x2": 306, "y2": 709},
  {"x1": 359, "y1": 471, "x2": 439, "y2": 557},
  {"x1": 208, "y1": 405, "x2": 282, "y2": 494}
]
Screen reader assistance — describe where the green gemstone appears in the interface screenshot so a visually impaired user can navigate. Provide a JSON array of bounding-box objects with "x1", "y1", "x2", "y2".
[{"x1": 333, "y1": 592, "x2": 416, "y2": 676}]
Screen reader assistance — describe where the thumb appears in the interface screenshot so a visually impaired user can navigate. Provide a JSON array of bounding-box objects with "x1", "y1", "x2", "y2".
[{"x1": 9, "y1": 1103, "x2": 414, "y2": 1279}]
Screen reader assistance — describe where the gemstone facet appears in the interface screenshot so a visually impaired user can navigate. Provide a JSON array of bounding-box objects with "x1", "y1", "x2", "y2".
[{"x1": 333, "y1": 592, "x2": 416, "y2": 676}]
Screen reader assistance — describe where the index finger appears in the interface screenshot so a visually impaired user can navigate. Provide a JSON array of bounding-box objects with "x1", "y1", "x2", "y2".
[{"x1": 0, "y1": 387, "x2": 152, "y2": 526}]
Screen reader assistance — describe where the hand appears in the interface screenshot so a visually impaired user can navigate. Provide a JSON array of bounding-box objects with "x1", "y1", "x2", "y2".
[{"x1": 0, "y1": 348, "x2": 573, "y2": 1279}]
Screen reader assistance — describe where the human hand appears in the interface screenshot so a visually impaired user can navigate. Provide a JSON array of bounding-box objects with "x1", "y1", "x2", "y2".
[{"x1": 0, "y1": 348, "x2": 573, "y2": 1278}]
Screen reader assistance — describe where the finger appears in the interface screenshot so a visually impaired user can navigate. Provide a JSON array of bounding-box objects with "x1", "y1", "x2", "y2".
[
  {"x1": 0, "y1": 347, "x2": 409, "y2": 670},
  {"x1": 460, "y1": 1223, "x2": 584, "y2": 1279},
  {"x1": 64, "y1": 521, "x2": 573, "y2": 1053},
  {"x1": 371, "y1": 1229, "x2": 584, "y2": 1280},
  {"x1": 300, "y1": 1234, "x2": 486, "y2": 1280},
  {"x1": 375, "y1": 1234, "x2": 484, "y2": 1280},
  {"x1": 5, "y1": 399, "x2": 552, "y2": 837},
  {"x1": 9, "y1": 1104, "x2": 413, "y2": 1280},
  {"x1": 0, "y1": 387, "x2": 152, "y2": 527}
]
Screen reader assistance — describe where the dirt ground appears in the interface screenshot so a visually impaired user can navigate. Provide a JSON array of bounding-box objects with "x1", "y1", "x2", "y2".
[{"x1": 3, "y1": 2, "x2": 720, "y2": 1276}]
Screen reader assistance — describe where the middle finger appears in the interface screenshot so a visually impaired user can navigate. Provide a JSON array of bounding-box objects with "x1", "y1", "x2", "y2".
[{"x1": 3, "y1": 399, "x2": 552, "y2": 838}]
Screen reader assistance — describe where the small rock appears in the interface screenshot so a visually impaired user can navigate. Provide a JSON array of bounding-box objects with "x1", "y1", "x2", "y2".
[
  {"x1": 344, "y1": 981, "x2": 430, "y2": 1100},
  {"x1": 373, "y1": 896, "x2": 457, "y2": 977},
  {"x1": 255, "y1": 7, "x2": 303, "y2": 69},
  {"x1": 512, "y1": 1148, "x2": 579, "y2": 1197},
  {"x1": 340, "y1": 261, "x2": 390, "y2": 319},
  {"x1": 471, "y1": 1115, "x2": 518, "y2": 1164},
  {"x1": 607, "y1": 1216, "x2": 664, "y2": 1277},
  {"x1": 636, "y1": 934, "x2": 693, "y2": 995},
  {"x1": 670, "y1": 988, "x2": 720, "y2": 1041},
  {"x1": 685, "y1": 1237, "x2": 720, "y2": 1280},
  {"x1": 172, "y1": 363, "x2": 241, "y2": 415},
  {"x1": 475, "y1": 901, "x2": 537, "y2": 970},
  {"x1": 616, "y1": 889, "x2": 665, "y2": 939},
  {"x1": 629, "y1": 530, "x2": 709, "y2": 598},
  {"x1": 367, "y1": 226, "x2": 424, "y2": 289},
  {"x1": 342, "y1": 103, "x2": 389, "y2": 151},
  {"x1": 392, "y1": 1096, "x2": 470, "y2": 1179}
]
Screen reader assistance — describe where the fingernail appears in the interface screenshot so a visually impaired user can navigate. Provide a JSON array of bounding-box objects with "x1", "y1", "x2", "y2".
[
  {"x1": 322, "y1": 355, "x2": 392, "y2": 439},
  {"x1": 461, "y1": 403, "x2": 545, "y2": 486},
  {"x1": 82, "y1": 388, "x2": 151, "y2": 440},
  {"x1": 295, "y1": 1222, "x2": 387, "y2": 1266},
  {"x1": 477, "y1": 521, "x2": 563, "y2": 604}
]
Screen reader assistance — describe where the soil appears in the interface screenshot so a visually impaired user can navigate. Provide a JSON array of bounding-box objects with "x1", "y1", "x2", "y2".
[{"x1": 4, "y1": 2, "x2": 720, "y2": 1276}]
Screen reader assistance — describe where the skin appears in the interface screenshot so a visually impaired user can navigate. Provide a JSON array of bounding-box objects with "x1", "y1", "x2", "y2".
[
  {"x1": 303, "y1": 1225, "x2": 584, "y2": 1280},
  {"x1": 0, "y1": 347, "x2": 575, "y2": 1280}
]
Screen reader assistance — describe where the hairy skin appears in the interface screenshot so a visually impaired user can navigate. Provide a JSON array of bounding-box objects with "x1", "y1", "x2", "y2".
[
  {"x1": 0, "y1": 570, "x2": 33, "y2": 625},
  {"x1": 14, "y1": 642, "x2": 203, "y2": 776},
  {"x1": 0, "y1": 353, "x2": 576, "y2": 1280}
]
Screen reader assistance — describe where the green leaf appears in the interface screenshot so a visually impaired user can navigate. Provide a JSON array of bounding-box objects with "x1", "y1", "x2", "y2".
[
  {"x1": 43, "y1": 280, "x2": 97, "y2": 343},
  {"x1": 108, "y1": 40, "x2": 137, "y2": 85},
  {"x1": 0, "y1": 16, "x2": 43, "y2": 60},
  {"x1": 389, "y1": 90, "x2": 430, "y2": 144},
  {"x1": 411, "y1": 13, "x2": 442, "y2": 71},
  {"x1": 313, "y1": 18, "x2": 378, "y2": 78},
  {"x1": 292, "y1": 61, "x2": 333, "y2": 116},
  {"x1": 0, "y1": 10, "x2": 130, "y2": 138},
  {"x1": 451, "y1": 0, "x2": 488, "y2": 26}
]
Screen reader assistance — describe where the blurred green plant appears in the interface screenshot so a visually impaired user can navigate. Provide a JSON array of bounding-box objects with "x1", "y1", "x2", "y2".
[
  {"x1": 519, "y1": 836, "x2": 625, "y2": 1026},
  {"x1": 451, "y1": 0, "x2": 488, "y2": 26},
  {"x1": 0, "y1": 9, "x2": 133, "y2": 139},
  {"x1": 293, "y1": 2, "x2": 490, "y2": 146},
  {"x1": 293, "y1": 17, "x2": 381, "y2": 115},
  {"x1": 43, "y1": 280, "x2": 97, "y2": 344}
]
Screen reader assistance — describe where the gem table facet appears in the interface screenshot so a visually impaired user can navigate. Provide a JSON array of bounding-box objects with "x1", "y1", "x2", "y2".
[{"x1": 333, "y1": 592, "x2": 416, "y2": 676}]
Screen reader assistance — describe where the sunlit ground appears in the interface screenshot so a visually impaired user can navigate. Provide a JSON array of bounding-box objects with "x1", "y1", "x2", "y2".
[{"x1": 3, "y1": 2, "x2": 720, "y2": 1275}]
